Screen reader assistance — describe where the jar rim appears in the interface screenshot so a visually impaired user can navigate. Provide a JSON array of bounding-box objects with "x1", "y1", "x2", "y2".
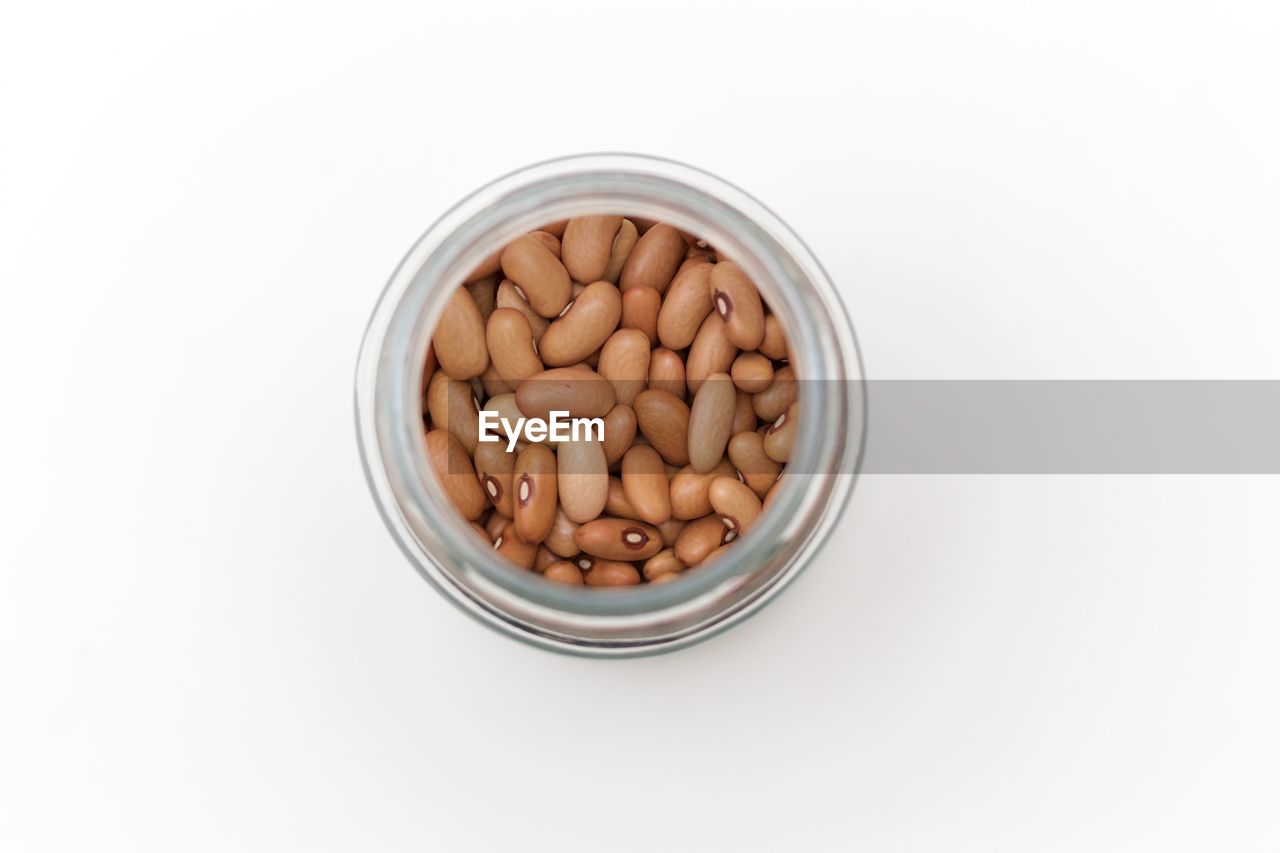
[{"x1": 356, "y1": 153, "x2": 866, "y2": 653}]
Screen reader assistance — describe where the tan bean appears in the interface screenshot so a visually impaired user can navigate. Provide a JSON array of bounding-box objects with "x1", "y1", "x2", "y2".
[
  {"x1": 708, "y1": 476, "x2": 763, "y2": 536},
  {"x1": 763, "y1": 401, "x2": 798, "y2": 463},
  {"x1": 486, "y1": 308, "x2": 544, "y2": 384},
  {"x1": 600, "y1": 404, "x2": 637, "y2": 467},
  {"x1": 500, "y1": 234, "x2": 572, "y2": 318},
  {"x1": 668, "y1": 460, "x2": 736, "y2": 520},
  {"x1": 557, "y1": 438, "x2": 609, "y2": 523},
  {"x1": 656, "y1": 261, "x2": 714, "y2": 349},
  {"x1": 534, "y1": 545, "x2": 558, "y2": 573},
  {"x1": 539, "y1": 281, "x2": 622, "y2": 366},
  {"x1": 633, "y1": 389, "x2": 691, "y2": 466},
  {"x1": 620, "y1": 286, "x2": 661, "y2": 346},
  {"x1": 619, "y1": 223, "x2": 686, "y2": 293},
  {"x1": 597, "y1": 328, "x2": 650, "y2": 408},
  {"x1": 495, "y1": 280, "x2": 549, "y2": 341},
  {"x1": 621, "y1": 445, "x2": 672, "y2": 525},
  {"x1": 513, "y1": 443, "x2": 557, "y2": 543},
  {"x1": 602, "y1": 219, "x2": 639, "y2": 284},
  {"x1": 727, "y1": 431, "x2": 782, "y2": 498},
  {"x1": 543, "y1": 560, "x2": 584, "y2": 585},
  {"x1": 642, "y1": 548, "x2": 686, "y2": 582},
  {"x1": 730, "y1": 352, "x2": 774, "y2": 393},
  {"x1": 674, "y1": 514, "x2": 736, "y2": 566},
  {"x1": 582, "y1": 559, "x2": 642, "y2": 587},
  {"x1": 420, "y1": 345, "x2": 437, "y2": 396},
  {"x1": 759, "y1": 314, "x2": 788, "y2": 361},
  {"x1": 484, "y1": 510, "x2": 508, "y2": 539},
  {"x1": 647, "y1": 348, "x2": 686, "y2": 400},
  {"x1": 709, "y1": 261, "x2": 765, "y2": 350},
  {"x1": 752, "y1": 365, "x2": 797, "y2": 421},
  {"x1": 426, "y1": 371, "x2": 482, "y2": 454},
  {"x1": 732, "y1": 389, "x2": 757, "y2": 434},
  {"x1": 515, "y1": 367, "x2": 616, "y2": 421},
  {"x1": 605, "y1": 477, "x2": 644, "y2": 520},
  {"x1": 574, "y1": 518, "x2": 664, "y2": 561},
  {"x1": 561, "y1": 216, "x2": 623, "y2": 283},
  {"x1": 466, "y1": 274, "x2": 499, "y2": 321},
  {"x1": 480, "y1": 363, "x2": 514, "y2": 397},
  {"x1": 473, "y1": 441, "x2": 516, "y2": 518},
  {"x1": 541, "y1": 220, "x2": 568, "y2": 238},
  {"x1": 424, "y1": 430, "x2": 487, "y2": 521},
  {"x1": 686, "y1": 313, "x2": 738, "y2": 394},
  {"x1": 656, "y1": 517, "x2": 686, "y2": 547},
  {"x1": 433, "y1": 288, "x2": 489, "y2": 380},
  {"x1": 687, "y1": 372, "x2": 735, "y2": 473},
  {"x1": 544, "y1": 506, "x2": 581, "y2": 557},
  {"x1": 529, "y1": 230, "x2": 562, "y2": 258},
  {"x1": 492, "y1": 526, "x2": 537, "y2": 570}
]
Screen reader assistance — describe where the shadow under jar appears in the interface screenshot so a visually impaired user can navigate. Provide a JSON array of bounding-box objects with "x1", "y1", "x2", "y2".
[{"x1": 355, "y1": 154, "x2": 865, "y2": 657}]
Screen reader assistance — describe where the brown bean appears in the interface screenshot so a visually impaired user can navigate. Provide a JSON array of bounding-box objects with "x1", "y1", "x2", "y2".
[
  {"x1": 529, "y1": 230, "x2": 562, "y2": 258},
  {"x1": 597, "y1": 328, "x2": 650, "y2": 408},
  {"x1": 515, "y1": 367, "x2": 616, "y2": 421},
  {"x1": 674, "y1": 514, "x2": 736, "y2": 565},
  {"x1": 473, "y1": 441, "x2": 516, "y2": 518},
  {"x1": 486, "y1": 308, "x2": 544, "y2": 384},
  {"x1": 686, "y1": 313, "x2": 738, "y2": 394},
  {"x1": 752, "y1": 365, "x2": 797, "y2": 421},
  {"x1": 709, "y1": 261, "x2": 765, "y2": 350},
  {"x1": 656, "y1": 261, "x2": 714, "y2": 349},
  {"x1": 600, "y1": 404, "x2": 637, "y2": 467},
  {"x1": 433, "y1": 288, "x2": 489, "y2": 380},
  {"x1": 492, "y1": 526, "x2": 537, "y2": 570},
  {"x1": 466, "y1": 274, "x2": 499, "y2": 321},
  {"x1": 708, "y1": 476, "x2": 763, "y2": 536},
  {"x1": 732, "y1": 389, "x2": 757, "y2": 434},
  {"x1": 544, "y1": 506, "x2": 581, "y2": 557},
  {"x1": 620, "y1": 286, "x2": 661, "y2": 346},
  {"x1": 763, "y1": 401, "x2": 798, "y2": 463},
  {"x1": 512, "y1": 443, "x2": 557, "y2": 543},
  {"x1": 647, "y1": 348, "x2": 686, "y2": 400},
  {"x1": 730, "y1": 352, "x2": 774, "y2": 393},
  {"x1": 534, "y1": 545, "x2": 558, "y2": 573},
  {"x1": 656, "y1": 517, "x2": 686, "y2": 547},
  {"x1": 642, "y1": 548, "x2": 686, "y2": 581},
  {"x1": 574, "y1": 518, "x2": 664, "y2": 561},
  {"x1": 582, "y1": 559, "x2": 642, "y2": 587},
  {"x1": 602, "y1": 219, "x2": 639, "y2": 284},
  {"x1": 633, "y1": 389, "x2": 691, "y2": 466},
  {"x1": 539, "y1": 281, "x2": 622, "y2": 366},
  {"x1": 480, "y1": 363, "x2": 514, "y2": 397},
  {"x1": 621, "y1": 445, "x2": 672, "y2": 525},
  {"x1": 687, "y1": 372, "x2": 735, "y2": 473},
  {"x1": 541, "y1": 220, "x2": 568, "y2": 238},
  {"x1": 668, "y1": 460, "x2": 736, "y2": 520},
  {"x1": 500, "y1": 234, "x2": 572, "y2": 318},
  {"x1": 619, "y1": 224, "x2": 686, "y2": 293},
  {"x1": 495, "y1": 280, "x2": 550, "y2": 341},
  {"x1": 424, "y1": 430, "x2": 487, "y2": 521},
  {"x1": 543, "y1": 560, "x2": 584, "y2": 585},
  {"x1": 464, "y1": 250, "x2": 503, "y2": 284},
  {"x1": 484, "y1": 511, "x2": 508, "y2": 539},
  {"x1": 605, "y1": 477, "x2": 644, "y2": 520},
  {"x1": 561, "y1": 216, "x2": 623, "y2": 283},
  {"x1": 727, "y1": 431, "x2": 782, "y2": 498},
  {"x1": 557, "y1": 438, "x2": 609, "y2": 523},
  {"x1": 759, "y1": 314, "x2": 788, "y2": 361},
  {"x1": 426, "y1": 371, "x2": 482, "y2": 454}
]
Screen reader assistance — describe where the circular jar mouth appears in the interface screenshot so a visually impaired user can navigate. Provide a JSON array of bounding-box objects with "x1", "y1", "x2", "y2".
[{"x1": 355, "y1": 153, "x2": 866, "y2": 656}]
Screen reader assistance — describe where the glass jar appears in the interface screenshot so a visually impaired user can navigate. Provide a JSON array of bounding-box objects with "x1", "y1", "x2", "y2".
[{"x1": 355, "y1": 153, "x2": 865, "y2": 656}]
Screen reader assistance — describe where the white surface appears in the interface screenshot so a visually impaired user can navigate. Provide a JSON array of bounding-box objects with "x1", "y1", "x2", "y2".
[{"x1": 2, "y1": 2, "x2": 1279, "y2": 850}]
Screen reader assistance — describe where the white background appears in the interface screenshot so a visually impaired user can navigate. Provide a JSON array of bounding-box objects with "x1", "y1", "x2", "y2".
[{"x1": 3, "y1": 1, "x2": 1279, "y2": 850}]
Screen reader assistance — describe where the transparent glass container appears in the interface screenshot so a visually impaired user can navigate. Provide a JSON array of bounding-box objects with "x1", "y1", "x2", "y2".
[{"x1": 355, "y1": 153, "x2": 865, "y2": 656}]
